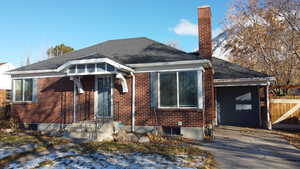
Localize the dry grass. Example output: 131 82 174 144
77 140 215 169
0 131 216 169
0 131 70 147
0 131 71 168
34 160 55 168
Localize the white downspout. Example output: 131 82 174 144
130 72 136 132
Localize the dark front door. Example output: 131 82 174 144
216 86 260 127
96 77 112 118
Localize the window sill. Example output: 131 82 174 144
155 107 203 112
12 101 34 105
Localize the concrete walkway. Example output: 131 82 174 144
201 126 300 169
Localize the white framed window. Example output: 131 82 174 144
158 70 203 109
13 79 34 102
67 63 116 75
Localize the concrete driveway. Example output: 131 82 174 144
201 126 300 169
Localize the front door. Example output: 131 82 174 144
96 77 112 118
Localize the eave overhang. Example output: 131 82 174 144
214 77 276 87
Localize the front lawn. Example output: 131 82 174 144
0 131 215 169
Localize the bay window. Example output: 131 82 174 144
158 71 202 108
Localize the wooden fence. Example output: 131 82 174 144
0 90 10 119
270 96 300 124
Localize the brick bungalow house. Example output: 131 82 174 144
8 6 274 140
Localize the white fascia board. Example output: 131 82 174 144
214 77 276 87
214 83 269 87
7 69 56 75
130 60 210 73
127 59 212 68
12 74 67 79
57 58 134 72
8 58 134 75
214 77 276 83
134 67 205 73
67 72 114 76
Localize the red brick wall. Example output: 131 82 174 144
12 76 95 124
198 6 212 59
204 68 215 125
114 72 213 128
12 72 214 128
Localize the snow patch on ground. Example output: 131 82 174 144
0 144 37 159
6 150 201 169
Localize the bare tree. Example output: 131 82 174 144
165 40 180 49
47 44 74 58
224 0 300 90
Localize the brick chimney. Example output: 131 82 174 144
198 6 212 60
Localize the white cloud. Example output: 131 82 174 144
172 19 198 36
171 19 223 38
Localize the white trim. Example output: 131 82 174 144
266 83 272 130
115 73 128 93
176 72 179 107
197 70 203 109
8 58 134 75
134 67 205 73
130 72 136 132
157 107 199 109
157 73 161 108
214 77 275 87
94 76 97 120
12 74 67 79
58 58 134 72
12 79 34 103
8 69 57 75
127 60 211 68
67 72 114 76
157 70 203 109
214 77 276 83
214 83 269 87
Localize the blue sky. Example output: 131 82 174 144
0 0 230 67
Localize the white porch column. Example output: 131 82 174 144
266 82 272 130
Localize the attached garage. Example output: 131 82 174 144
216 86 260 127
212 57 275 128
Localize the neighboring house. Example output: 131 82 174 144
8 6 274 140
0 62 15 109
0 62 15 90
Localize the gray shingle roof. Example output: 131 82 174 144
212 57 270 79
12 37 201 72
190 51 270 79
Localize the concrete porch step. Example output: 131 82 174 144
63 120 123 141
64 131 98 140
